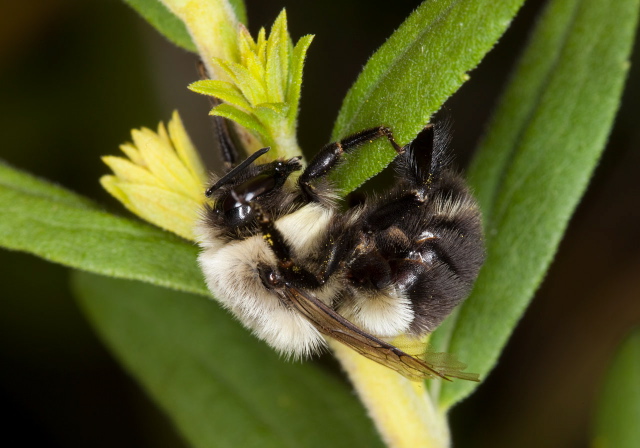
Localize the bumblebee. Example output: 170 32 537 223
196 120 484 381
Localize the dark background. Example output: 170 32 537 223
1 1 639 446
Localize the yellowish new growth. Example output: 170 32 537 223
188 9 314 160
100 111 207 241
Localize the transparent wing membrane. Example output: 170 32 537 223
279 285 479 382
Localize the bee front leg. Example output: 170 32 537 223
253 204 321 289
299 126 403 203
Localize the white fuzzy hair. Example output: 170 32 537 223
198 203 335 358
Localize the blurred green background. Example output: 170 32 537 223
1 0 639 446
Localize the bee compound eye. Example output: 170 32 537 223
223 203 254 228
258 264 283 289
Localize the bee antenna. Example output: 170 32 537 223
205 146 271 197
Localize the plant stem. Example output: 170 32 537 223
160 0 240 77
330 341 450 448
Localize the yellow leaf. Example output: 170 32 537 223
101 156 163 187
101 111 207 241
132 128 202 199
119 143 145 167
112 182 201 241
168 110 208 185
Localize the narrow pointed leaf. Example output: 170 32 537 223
238 24 258 53
211 103 270 144
122 0 196 51
287 35 314 128
189 80 252 110
265 17 286 103
215 58 267 106
256 27 268 65
119 142 146 167
73 272 384 448
168 110 209 184
435 0 640 409
330 0 525 194
131 128 202 197
102 156 163 187
0 161 206 295
243 50 267 88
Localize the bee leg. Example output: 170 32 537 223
299 126 403 202
358 122 483 335
317 229 358 282
197 60 240 168
253 204 321 288
212 113 239 169
395 122 454 194
364 123 460 233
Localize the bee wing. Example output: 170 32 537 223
420 352 480 382
278 285 478 382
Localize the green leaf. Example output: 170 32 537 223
122 0 196 52
210 103 270 144
592 328 640 448
330 0 525 194
121 0 248 52
225 0 247 25
434 0 640 409
215 58 268 106
265 10 288 103
0 160 206 296
73 272 383 448
287 34 314 128
254 102 288 125
189 79 252 110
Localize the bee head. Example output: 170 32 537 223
205 147 303 229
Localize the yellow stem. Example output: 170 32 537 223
272 123 303 162
330 341 450 448
160 0 240 76
161 0 265 154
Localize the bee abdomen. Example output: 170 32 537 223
341 171 484 338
